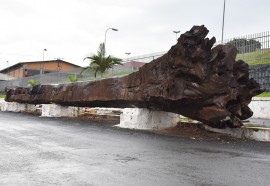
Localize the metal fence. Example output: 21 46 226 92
0 66 137 93
122 51 166 63
0 68 81 92
215 31 270 65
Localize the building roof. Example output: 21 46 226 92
0 73 16 81
0 59 81 73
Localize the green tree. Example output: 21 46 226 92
248 39 261 51
82 43 122 78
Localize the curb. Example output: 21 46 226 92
204 125 270 142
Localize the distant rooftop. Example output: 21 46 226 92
0 59 81 73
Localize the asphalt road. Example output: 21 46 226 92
0 112 270 186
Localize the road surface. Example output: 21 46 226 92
0 112 269 186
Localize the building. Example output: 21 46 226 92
0 73 16 81
0 60 81 78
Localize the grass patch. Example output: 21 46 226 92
236 49 270 65
0 94 6 98
256 92 270 97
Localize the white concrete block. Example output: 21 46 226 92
249 100 270 119
41 104 80 117
0 102 38 113
118 108 180 130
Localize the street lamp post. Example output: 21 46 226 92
43 48 47 61
104 28 118 75
125 52 131 62
104 28 118 47
173 30 180 42
41 48 47 75
221 0 226 44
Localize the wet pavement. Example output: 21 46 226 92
0 112 270 186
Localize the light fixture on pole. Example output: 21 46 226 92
41 48 47 74
104 28 118 75
173 30 180 41
125 52 131 62
104 28 118 47
43 48 47 61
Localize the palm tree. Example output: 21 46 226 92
82 43 122 78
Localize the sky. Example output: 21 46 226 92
0 0 269 70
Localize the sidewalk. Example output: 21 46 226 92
244 118 270 128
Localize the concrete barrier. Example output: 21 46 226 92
0 101 39 114
250 97 270 119
41 104 80 117
204 125 270 142
117 108 180 130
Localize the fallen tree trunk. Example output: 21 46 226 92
5 25 262 128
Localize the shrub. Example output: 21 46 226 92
28 79 39 87
68 74 79 82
